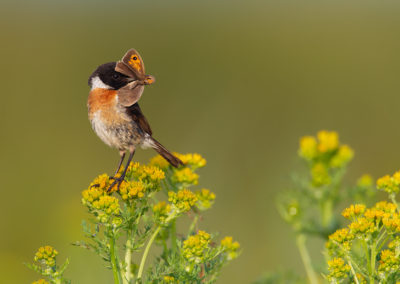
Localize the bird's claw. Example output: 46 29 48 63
107 176 124 193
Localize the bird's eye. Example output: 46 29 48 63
112 73 120 80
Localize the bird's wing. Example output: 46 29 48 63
125 103 152 135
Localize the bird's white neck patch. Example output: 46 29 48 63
91 76 112 90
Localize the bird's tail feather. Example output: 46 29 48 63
149 137 183 168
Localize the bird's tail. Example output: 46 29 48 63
149 137 183 168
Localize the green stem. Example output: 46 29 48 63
346 257 360 284
390 194 400 213
110 231 122 284
370 241 376 283
296 234 319 284
124 237 133 283
137 226 161 281
171 220 177 253
188 214 199 236
320 199 333 230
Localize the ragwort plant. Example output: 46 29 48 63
326 171 400 283
28 153 239 284
269 131 376 284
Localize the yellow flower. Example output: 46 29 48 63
377 171 400 194
182 230 211 263
342 204 366 219
150 155 170 170
317 130 339 153
89 173 111 190
349 217 376 235
91 195 120 223
327 257 350 281
153 201 172 224
32 280 50 284
174 153 206 169
119 180 146 200
163 276 177 283
378 249 400 272
329 228 354 244
221 236 240 260
195 189 216 210
34 246 58 267
327 228 354 254
137 165 165 182
172 168 199 187
168 189 198 213
374 201 397 214
82 186 104 205
357 174 373 188
382 214 400 233
330 145 354 168
311 162 331 187
299 136 317 160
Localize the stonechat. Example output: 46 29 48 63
87 49 183 191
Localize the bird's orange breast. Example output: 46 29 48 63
88 88 125 125
88 88 117 114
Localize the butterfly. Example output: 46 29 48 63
114 48 156 106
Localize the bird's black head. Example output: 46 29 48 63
88 62 133 90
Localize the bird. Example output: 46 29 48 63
87 49 183 191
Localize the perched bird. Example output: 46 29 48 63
87 49 183 191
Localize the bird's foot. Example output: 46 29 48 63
107 176 125 192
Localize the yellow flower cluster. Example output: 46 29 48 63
125 162 165 192
327 228 354 253
92 195 120 218
317 131 339 153
330 145 354 168
357 174 373 188
32 280 50 284
150 152 206 170
311 162 331 186
89 173 111 190
172 168 199 187
299 136 318 160
377 170 400 194
299 131 354 170
150 155 170 170
153 201 172 223
82 186 104 205
174 153 206 169
136 165 165 182
221 236 240 260
342 204 366 219
82 178 121 223
182 230 211 263
119 180 145 200
195 189 216 210
328 201 400 264
327 257 350 281
378 249 400 273
168 189 198 213
163 276 176 283
34 246 58 267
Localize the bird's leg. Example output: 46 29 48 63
107 147 135 192
111 150 126 178
91 151 126 189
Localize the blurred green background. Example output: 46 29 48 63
1 0 400 282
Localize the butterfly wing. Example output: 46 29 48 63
117 81 145 107
115 49 155 106
115 48 146 80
